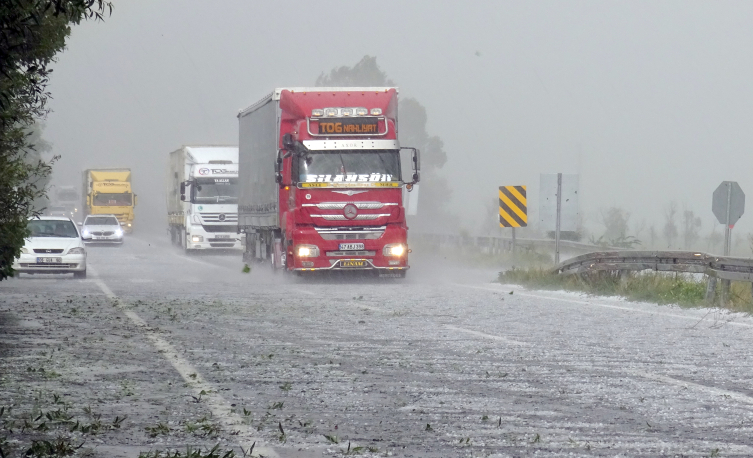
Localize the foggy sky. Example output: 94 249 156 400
44 1 753 240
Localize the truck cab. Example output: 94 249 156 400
167 146 241 252
238 88 419 277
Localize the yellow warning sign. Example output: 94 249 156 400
499 186 527 228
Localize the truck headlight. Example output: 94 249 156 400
127 223 132 227
383 244 406 257
192 235 203 242
296 244 319 257
67 247 86 255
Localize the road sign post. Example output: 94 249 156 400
712 181 745 304
540 174 578 266
555 173 562 265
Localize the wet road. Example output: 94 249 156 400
2 232 753 457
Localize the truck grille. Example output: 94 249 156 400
311 214 390 221
200 212 237 223
202 225 237 233
315 226 385 240
209 243 236 248
303 202 396 210
33 249 64 254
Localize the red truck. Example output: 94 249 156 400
237 87 420 277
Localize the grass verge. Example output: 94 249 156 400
499 268 753 314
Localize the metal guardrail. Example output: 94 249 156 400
554 250 753 282
412 233 617 255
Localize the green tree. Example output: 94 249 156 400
315 56 457 232
0 1 112 280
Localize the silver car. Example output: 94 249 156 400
81 215 124 245
12 216 87 278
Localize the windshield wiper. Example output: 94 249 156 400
376 153 392 178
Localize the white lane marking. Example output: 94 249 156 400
456 284 753 328
88 265 278 457
444 324 531 346
628 370 753 405
173 253 222 268
453 283 753 405
304 290 531 346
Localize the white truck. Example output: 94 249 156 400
166 146 241 252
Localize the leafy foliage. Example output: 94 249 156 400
0 0 112 280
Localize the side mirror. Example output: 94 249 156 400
275 150 284 185
86 195 91 206
180 182 186 201
133 194 138 206
77 221 83 226
400 147 421 185
282 133 295 150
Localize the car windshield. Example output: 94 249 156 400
85 217 119 226
27 220 79 238
93 192 132 206
297 150 401 184
192 177 238 204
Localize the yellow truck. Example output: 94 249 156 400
82 169 137 233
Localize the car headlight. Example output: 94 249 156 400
191 235 203 242
115 229 123 237
296 244 320 257
67 247 86 255
82 229 90 236
383 244 406 257
20 247 29 254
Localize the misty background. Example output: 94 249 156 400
41 1 753 251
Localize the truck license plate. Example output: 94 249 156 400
37 257 62 263
215 235 231 239
339 259 367 268
339 243 364 251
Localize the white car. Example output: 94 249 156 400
81 215 124 245
12 216 87 278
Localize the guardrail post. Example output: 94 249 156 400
722 280 730 305
705 276 717 304
721 279 731 306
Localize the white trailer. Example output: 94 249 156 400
166 145 241 251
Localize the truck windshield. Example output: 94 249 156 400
192 177 238 204
93 193 132 206
298 150 401 184
27 219 79 238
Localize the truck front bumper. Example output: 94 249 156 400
187 225 242 250
287 225 409 274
